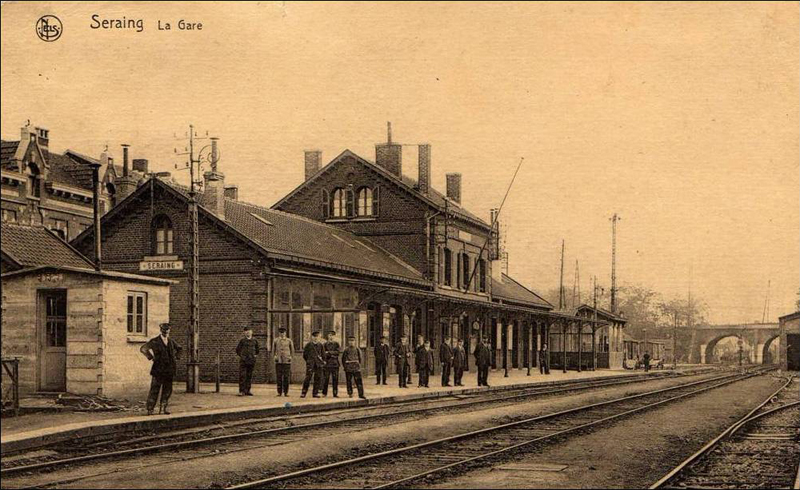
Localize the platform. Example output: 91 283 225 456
1 366 713 454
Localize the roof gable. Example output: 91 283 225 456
272 150 491 230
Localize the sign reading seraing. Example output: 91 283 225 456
139 260 184 271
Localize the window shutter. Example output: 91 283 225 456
346 188 355 218
372 185 380 216
322 189 330 218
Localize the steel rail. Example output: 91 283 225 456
226 369 769 489
0 370 688 477
649 374 797 489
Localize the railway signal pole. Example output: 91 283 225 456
174 125 217 393
610 213 621 314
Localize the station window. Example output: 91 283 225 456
152 215 174 255
127 292 148 335
461 253 470 290
331 188 346 218
478 259 487 292
357 187 373 216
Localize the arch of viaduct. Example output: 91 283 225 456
690 323 781 364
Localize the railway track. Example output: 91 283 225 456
0 369 701 478
650 374 799 490
224 367 775 489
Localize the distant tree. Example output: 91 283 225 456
616 284 662 340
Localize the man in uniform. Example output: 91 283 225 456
272 327 294 396
440 336 454 387
539 342 550 374
140 323 182 415
474 338 491 387
394 335 412 388
322 330 341 397
453 338 467 386
374 336 391 385
341 336 366 399
235 326 260 396
301 331 325 398
416 339 433 387
413 334 425 386
643 351 651 372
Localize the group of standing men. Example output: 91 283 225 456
139 324 555 415
379 334 488 388
298 330 367 400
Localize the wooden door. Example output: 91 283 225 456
39 290 67 391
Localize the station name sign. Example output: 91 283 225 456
139 258 184 271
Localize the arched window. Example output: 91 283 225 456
153 215 174 255
331 188 346 218
357 187 373 216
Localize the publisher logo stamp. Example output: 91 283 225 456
36 15 62 42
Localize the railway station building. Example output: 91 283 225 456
1 222 173 397
69 128 620 384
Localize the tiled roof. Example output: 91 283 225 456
492 273 552 309
1 140 20 170
1 222 94 269
46 152 94 190
135 178 428 285
225 199 426 283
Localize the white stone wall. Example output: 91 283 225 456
100 279 170 398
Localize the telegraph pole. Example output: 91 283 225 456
175 125 216 393
558 240 565 310
610 213 621 313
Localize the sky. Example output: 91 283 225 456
2 2 798 324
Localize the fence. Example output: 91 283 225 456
1 358 20 417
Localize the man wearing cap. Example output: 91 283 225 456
440 336 454 387
322 330 341 397
301 331 325 398
272 327 294 396
341 336 366 399
140 323 182 415
374 336 391 385
236 326 260 396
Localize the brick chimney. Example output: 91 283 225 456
224 185 238 201
418 144 430 195
446 173 461 204
304 150 321 181
375 122 402 177
132 159 149 174
201 137 225 219
115 144 138 202
35 127 50 153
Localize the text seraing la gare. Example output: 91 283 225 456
90 15 202 32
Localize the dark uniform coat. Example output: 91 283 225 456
374 343 391 363
341 346 363 373
440 343 454 365
394 344 412 367
140 335 182 378
236 337 260 366
324 340 341 368
303 341 325 369
474 342 491 368
453 345 467 370
416 347 434 373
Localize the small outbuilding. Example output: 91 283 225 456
1 222 174 397
778 311 799 371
